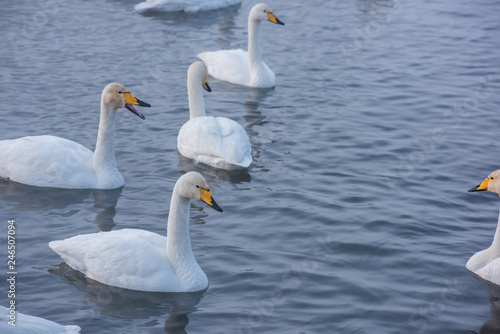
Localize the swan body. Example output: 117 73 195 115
468 169 500 285
198 3 284 88
177 61 252 170
0 83 150 189
50 172 223 292
135 0 241 13
0 305 80 334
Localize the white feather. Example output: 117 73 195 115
135 0 241 13
467 169 500 286
0 83 147 189
177 61 252 170
50 172 220 293
198 3 284 88
0 305 80 334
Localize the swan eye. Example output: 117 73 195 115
118 91 122 94
492 177 495 180
196 185 199 188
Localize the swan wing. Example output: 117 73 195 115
215 117 252 167
198 49 251 87
466 248 492 272
0 305 81 334
49 229 180 292
471 255 500 286
0 135 95 188
135 0 241 13
178 116 252 169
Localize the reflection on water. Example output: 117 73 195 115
177 152 251 184
49 263 205 334
91 188 122 231
0 179 122 231
242 87 274 129
0 179 92 211
469 273 500 334
356 0 400 16
164 294 204 334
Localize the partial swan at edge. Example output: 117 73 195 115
0 83 150 189
468 169 500 286
0 305 80 334
135 0 241 13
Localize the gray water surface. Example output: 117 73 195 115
1 0 500 333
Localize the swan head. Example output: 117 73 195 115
176 172 223 212
102 83 151 119
469 170 500 194
250 3 284 25
189 61 211 92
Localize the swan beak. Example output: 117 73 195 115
200 188 223 212
202 77 212 92
468 177 490 192
267 12 284 25
122 92 150 120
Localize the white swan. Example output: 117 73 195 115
177 61 252 170
135 0 241 13
198 3 284 88
49 172 223 292
0 305 80 334
0 83 150 189
468 169 500 285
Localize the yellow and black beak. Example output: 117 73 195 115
122 91 151 120
199 187 223 212
468 177 490 192
266 11 285 25
202 76 212 92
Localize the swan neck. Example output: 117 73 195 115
188 74 206 119
166 191 197 266
248 17 263 69
93 102 118 176
492 200 500 250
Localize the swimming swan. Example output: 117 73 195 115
0 305 80 333
0 83 150 189
198 3 284 88
468 169 500 285
177 61 252 170
49 172 223 292
135 0 241 13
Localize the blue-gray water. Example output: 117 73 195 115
1 0 500 333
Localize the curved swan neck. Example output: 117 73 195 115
491 200 500 251
188 75 206 119
93 102 118 177
166 190 197 267
248 17 263 69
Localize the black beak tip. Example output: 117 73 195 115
210 197 223 212
137 99 151 108
468 186 482 192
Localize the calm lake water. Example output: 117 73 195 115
1 0 500 333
